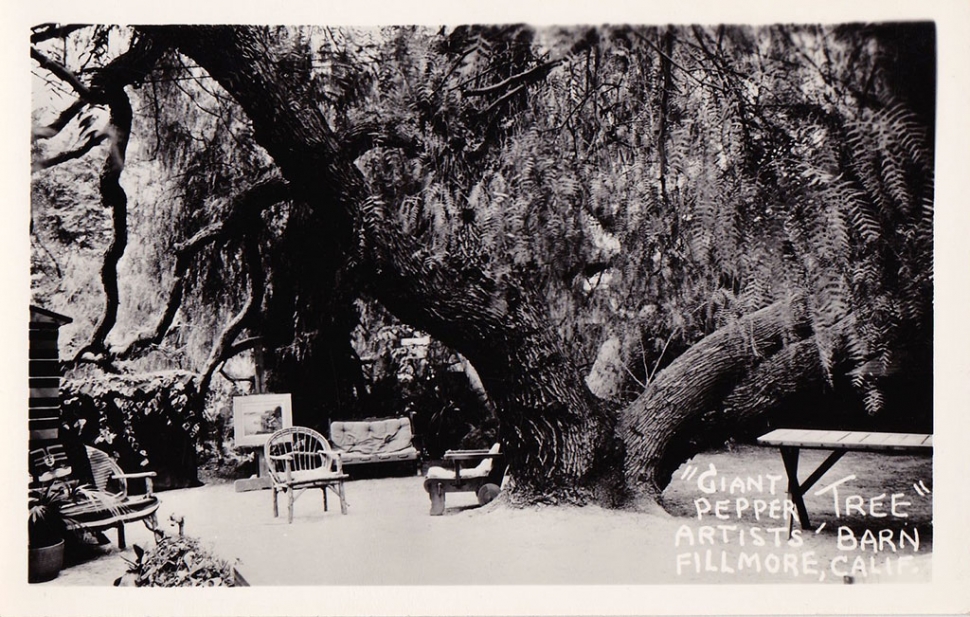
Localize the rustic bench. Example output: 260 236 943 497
424 444 505 516
756 428 933 530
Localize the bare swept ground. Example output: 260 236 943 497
42 444 932 586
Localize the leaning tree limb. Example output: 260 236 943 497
198 236 266 396
719 336 826 425
716 313 857 426
32 130 108 172
30 47 94 100
619 298 812 500
32 99 87 141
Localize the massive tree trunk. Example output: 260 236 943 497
362 205 624 502
255 195 367 430
147 25 622 502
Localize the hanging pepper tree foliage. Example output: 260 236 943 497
30 23 933 503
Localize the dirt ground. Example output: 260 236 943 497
37 443 932 587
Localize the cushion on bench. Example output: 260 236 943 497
425 443 501 480
329 417 419 466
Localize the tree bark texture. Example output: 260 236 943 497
720 336 826 425
150 26 621 501
362 203 623 501
619 300 811 499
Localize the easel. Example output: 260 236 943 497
233 447 273 492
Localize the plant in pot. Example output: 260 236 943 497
28 480 123 583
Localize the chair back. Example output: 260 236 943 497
469 443 502 475
264 426 343 483
85 446 128 498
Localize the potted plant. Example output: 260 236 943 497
28 480 122 583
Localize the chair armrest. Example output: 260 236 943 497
331 451 343 474
268 453 296 482
112 471 157 479
111 471 156 496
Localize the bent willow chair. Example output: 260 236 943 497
264 427 349 523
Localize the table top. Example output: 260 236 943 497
757 428 932 453
443 450 502 461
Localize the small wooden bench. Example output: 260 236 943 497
757 428 932 530
424 445 505 516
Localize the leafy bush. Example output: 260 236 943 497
114 535 236 587
61 371 205 489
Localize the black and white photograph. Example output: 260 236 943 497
6 1 970 615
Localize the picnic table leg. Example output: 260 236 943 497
794 449 846 525
779 446 848 533
780 446 812 530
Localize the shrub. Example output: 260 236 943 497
114 535 236 587
61 371 204 489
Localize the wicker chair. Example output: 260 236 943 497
264 427 349 523
59 446 159 549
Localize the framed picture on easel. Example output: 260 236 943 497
232 394 293 448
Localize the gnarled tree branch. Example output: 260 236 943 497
75 88 132 363
32 99 87 141
31 24 88 45
720 336 825 424
63 35 168 365
32 131 107 172
464 59 561 96
198 237 265 395
115 177 289 361
31 47 94 100
619 298 813 499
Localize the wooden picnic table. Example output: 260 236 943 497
756 428 933 530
